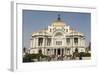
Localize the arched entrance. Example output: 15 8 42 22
57 48 64 56
38 49 42 54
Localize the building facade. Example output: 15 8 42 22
29 15 86 57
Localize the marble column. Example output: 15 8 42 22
51 49 52 55
51 37 53 47
78 37 80 47
34 37 37 48
60 49 61 56
62 49 63 55
52 49 54 55
64 48 66 55
36 37 38 47
43 37 45 47
50 49 52 55
64 48 65 55
65 48 66 55
56 49 57 56
37 38 39 47
54 49 56 55
51 48 53 55
45 38 47 46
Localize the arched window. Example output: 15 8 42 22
38 38 43 46
66 38 70 44
38 49 42 54
74 38 78 44
47 38 51 46
75 48 78 53
66 29 68 32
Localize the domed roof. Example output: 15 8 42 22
51 14 66 27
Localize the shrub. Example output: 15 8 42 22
23 53 48 62
79 52 91 57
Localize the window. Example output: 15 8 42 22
47 38 51 46
56 41 62 45
74 38 78 44
38 38 43 46
47 49 50 51
55 32 63 36
66 38 70 44
75 48 78 53
66 29 68 32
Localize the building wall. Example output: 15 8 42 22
30 19 86 56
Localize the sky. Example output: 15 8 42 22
23 10 91 49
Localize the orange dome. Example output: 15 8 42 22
52 20 66 27
51 14 66 27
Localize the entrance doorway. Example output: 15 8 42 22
38 49 42 54
54 48 64 56
57 49 60 55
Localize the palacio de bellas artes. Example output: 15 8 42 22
23 12 91 62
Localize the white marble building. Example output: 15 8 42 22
29 15 86 56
